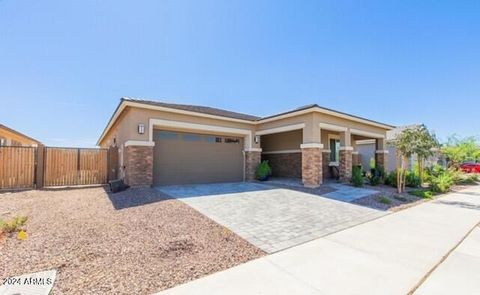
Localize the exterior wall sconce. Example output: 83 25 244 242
138 123 145 134
254 135 260 144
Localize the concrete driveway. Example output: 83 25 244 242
157 182 386 253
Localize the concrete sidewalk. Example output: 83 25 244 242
414 225 480 295
157 186 480 295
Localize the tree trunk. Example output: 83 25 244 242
418 156 424 186
396 151 402 193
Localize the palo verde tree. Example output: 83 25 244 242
391 125 438 193
442 135 480 168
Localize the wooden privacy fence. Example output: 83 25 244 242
0 145 111 190
44 147 108 187
0 146 36 189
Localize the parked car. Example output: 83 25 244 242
460 162 480 173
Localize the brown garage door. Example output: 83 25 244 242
153 130 244 185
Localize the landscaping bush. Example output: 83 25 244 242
384 171 397 188
377 195 392 205
352 165 363 187
255 160 272 181
0 215 28 234
409 189 433 199
451 170 480 185
405 171 421 188
367 166 384 186
430 172 454 193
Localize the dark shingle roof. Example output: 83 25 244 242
123 97 260 121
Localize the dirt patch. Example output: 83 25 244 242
0 187 264 294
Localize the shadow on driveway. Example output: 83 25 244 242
156 182 276 199
107 187 173 210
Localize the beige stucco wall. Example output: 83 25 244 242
100 104 391 151
100 106 259 149
261 130 302 152
0 127 38 146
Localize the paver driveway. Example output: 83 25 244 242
157 182 387 253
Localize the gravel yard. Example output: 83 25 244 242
0 187 264 294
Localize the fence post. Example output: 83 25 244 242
35 144 45 189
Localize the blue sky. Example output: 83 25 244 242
1 0 479 147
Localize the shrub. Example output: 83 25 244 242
255 160 272 181
405 171 421 188
452 170 479 185
409 189 433 199
430 172 454 193
384 171 397 188
352 165 363 187
377 195 392 204
0 215 28 234
367 166 384 186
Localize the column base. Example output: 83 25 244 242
302 147 323 187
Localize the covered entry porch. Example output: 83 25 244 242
256 120 389 187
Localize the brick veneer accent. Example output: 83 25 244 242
322 151 331 180
262 153 301 178
124 145 153 186
352 153 359 166
339 149 353 182
375 152 388 170
245 151 261 181
302 148 322 187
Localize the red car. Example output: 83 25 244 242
460 162 480 173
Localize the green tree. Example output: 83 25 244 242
391 125 438 193
442 135 480 168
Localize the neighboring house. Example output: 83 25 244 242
356 125 441 172
0 124 41 147
98 98 395 188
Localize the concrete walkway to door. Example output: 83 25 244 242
157 185 480 295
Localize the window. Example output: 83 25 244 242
205 136 222 143
224 138 240 144
158 131 178 140
183 133 201 142
0 137 5 146
330 138 340 162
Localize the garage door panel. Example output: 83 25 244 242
153 130 244 185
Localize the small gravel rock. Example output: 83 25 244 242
0 187 265 294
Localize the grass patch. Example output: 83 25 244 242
409 189 433 199
0 215 28 234
377 195 392 205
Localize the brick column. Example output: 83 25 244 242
244 149 261 181
375 150 389 170
339 147 353 182
301 143 323 188
124 144 154 187
322 150 331 180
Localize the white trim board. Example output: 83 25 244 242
149 118 254 149
300 143 324 149
350 128 385 139
319 122 347 132
255 123 305 136
262 149 302 155
124 140 155 147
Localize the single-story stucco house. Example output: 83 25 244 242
97 98 395 188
